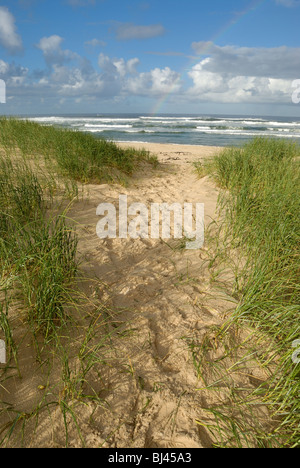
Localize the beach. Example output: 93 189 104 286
0 138 256 448
25 114 300 147
2 0 299 448
117 141 222 164
1 125 298 447
46 141 269 448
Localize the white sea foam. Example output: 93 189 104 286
24 114 300 146
84 124 133 129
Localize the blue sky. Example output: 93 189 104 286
1 0 300 116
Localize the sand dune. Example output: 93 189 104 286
3 143 272 448
44 142 267 448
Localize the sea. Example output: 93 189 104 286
22 114 300 147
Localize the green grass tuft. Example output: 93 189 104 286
0 117 157 183
201 137 300 447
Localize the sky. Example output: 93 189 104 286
0 0 300 116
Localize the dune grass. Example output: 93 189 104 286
0 117 157 183
0 146 78 335
0 117 157 342
194 137 300 447
0 118 157 446
2 119 298 447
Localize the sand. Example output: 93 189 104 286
1 143 273 448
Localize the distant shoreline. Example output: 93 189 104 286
116 141 223 165
115 140 224 148
9 114 300 148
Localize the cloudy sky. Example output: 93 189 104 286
0 0 300 116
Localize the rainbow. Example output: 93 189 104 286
150 0 267 115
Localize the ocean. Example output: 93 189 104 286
23 114 300 147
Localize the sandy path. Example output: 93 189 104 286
66 144 225 448
28 143 270 448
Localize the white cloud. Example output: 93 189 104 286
3 38 299 111
97 53 182 98
36 35 79 66
0 59 28 82
84 38 106 47
126 67 182 96
114 22 165 40
22 48 182 104
98 53 139 76
187 55 293 104
186 42 299 105
275 0 300 6
113 58 140 77
192 42 300 79
37 35 64 54
0 7 23 54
